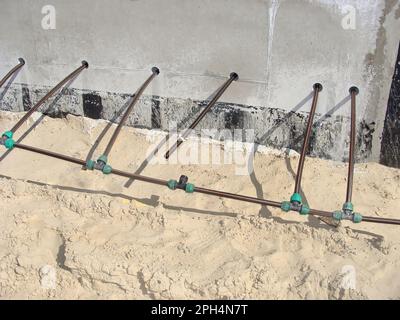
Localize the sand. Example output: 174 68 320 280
0 110 399 299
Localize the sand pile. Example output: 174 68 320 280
0 110 399 299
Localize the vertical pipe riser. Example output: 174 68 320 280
0 58 25 89
346 87 359 203
165 72 238 159
284 83 322 216
10 61 89 134
102 67 160 157
293 83 323 195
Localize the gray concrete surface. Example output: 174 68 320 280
0 0 399 162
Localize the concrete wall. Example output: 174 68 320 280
1 0 399 162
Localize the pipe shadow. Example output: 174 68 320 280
162 203 238 218
88 78 155 160
176 80 228 129
42 76 79 117
204 81 229 104
356 230 386 252
122 82 228 188
0 174 246 219
0 175 387 240
0 173 159 207
123 131 171 188
83 96 135 168
0 68 22 103
248 91 314 220
122 100 210 187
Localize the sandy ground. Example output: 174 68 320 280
0 110 399 299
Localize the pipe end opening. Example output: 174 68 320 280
18 58 25 65
152 66 160 75
81 60 89 68
313 83 323 92
230 72 239 81
349 86 359 95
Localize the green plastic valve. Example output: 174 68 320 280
86 159 95 170
281 201 291 212
102 164 112 174
300 205 310 215
290 193 302 204
185 183 194 193
353 213 362 223
2 131 13 139
167 179 177 190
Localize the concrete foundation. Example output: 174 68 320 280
1 0 399 163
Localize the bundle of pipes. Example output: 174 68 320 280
1 60 400 227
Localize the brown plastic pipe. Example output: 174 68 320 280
346 86 359 203
10 61 89 133
102 67 160 157
10 141 400 226
294 83 323 194
165 72 239 159
10 142 305 210
0 58 25 88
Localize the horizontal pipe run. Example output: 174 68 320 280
8 142 400 226
165 72 239 159
308 208 340 218
10 61 89 134
193 186 282 208
0 58 25 89
14 143 86 166
111 168 168 187
360 216 400 225
102 67 160 157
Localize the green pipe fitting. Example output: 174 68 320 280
342 202 354 212
167 179 177 190
2 131 13 139
4 138 15 149
166 179 194 192
86 159 95 170
102 164 112 174
1 131 14 149
300 205 310 215
353 213 362 223
281 201 291 212
332 210 363 223
185 183 194 193
290 193 302 204
97 154 108 164
332 210 343 221
86 157 111 173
